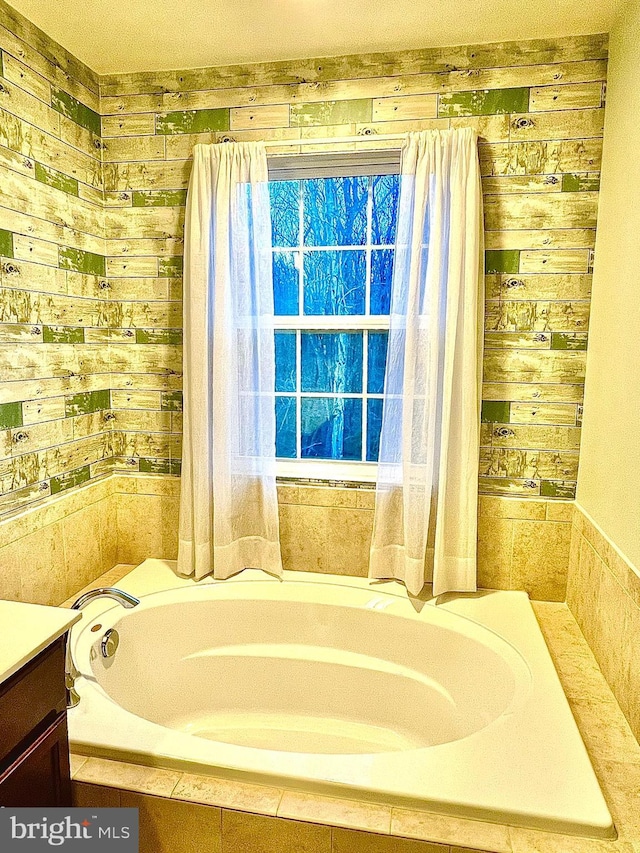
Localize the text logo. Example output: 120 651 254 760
0 809 138 850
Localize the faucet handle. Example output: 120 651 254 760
65 671 80 708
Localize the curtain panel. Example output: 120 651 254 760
369 128 484 596
177 142 283 581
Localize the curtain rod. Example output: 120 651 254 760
259 133 406 148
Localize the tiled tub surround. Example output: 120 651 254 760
112 474 573 602
0 474 117 604
67 568 640 853
0 7 608 518
68 561 613 838
567 504 640 745
0 471 572 607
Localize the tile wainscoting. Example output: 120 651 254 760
478 495 572 600
567 504 640 744
0 474 116 604
114 474 572 601
0 472 574 606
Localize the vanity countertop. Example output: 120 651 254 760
0 600 81 687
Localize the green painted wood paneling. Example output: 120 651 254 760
485 250 520 274
561 173 601 192
551 332 589 350
135 328 183 344
481 401 511 423
34 162 79 196
65 389 111 417
59 246 106 276
139 457 182 474
132 190 188 207
42 325 85 343
438 87 530 117
0 229 13 258
540 480 577 498
50 464 92 494
290 99 372 126
155 108 229 134
0 401 22 430
158 257 183 276
161 390 183 411
51 88 101 135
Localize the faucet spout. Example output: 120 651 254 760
71 587 140 610
66 587 140 709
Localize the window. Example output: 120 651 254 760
268 152 401 481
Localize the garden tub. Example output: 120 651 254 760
68 559 613 838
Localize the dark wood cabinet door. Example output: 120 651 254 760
0 636 67 766
0 713 72 807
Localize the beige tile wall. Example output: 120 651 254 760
277 483 375 577
478 496 573 600
112 474 376 572
113 472 180 565
567 504 640 743
111 474 572 601
0 475 116 605
70 760 512 853
0 470 574 605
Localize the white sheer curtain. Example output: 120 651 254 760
177 142 283 581
369 128 484 597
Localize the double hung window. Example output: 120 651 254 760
268 152 401 480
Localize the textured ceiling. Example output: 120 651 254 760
5 0 621 75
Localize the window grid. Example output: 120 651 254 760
296 187 303 462
271 174 397 467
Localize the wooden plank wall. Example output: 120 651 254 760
0 2 608 516
0 0 112 517
100 34 607 501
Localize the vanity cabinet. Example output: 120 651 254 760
0 635 72 806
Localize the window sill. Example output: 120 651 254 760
275 459 377 485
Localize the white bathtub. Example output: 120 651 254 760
69 559 613 838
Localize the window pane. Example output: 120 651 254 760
370 249 394 315
303 177 368 246
303 250 366 315
269 181 299 247
301 332 363 393
273 251 299 315
301 397 362 460
276 396 297 458
367 331 388 394
275 331 297 392
371 174 400 244
366 398 383 462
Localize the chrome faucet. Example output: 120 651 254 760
65 587 140 709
